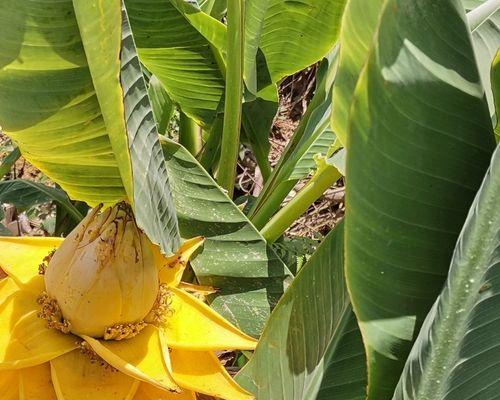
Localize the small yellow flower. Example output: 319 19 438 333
0 203 256 400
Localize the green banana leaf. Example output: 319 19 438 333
126 0 226 128
236 223 367 399
161 138 292 337
244 0 347 95
0 0 180 254
342 0 497 398
469 0 500 118
393 144 500 400
0 180 83 222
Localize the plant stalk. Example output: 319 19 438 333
260 164 342 243
216 0 244 197
179 112 202 156
251 180 296 230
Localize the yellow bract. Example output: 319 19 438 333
0 369 18 400
158 236 205 287
82 325 179 392
19 363 57 400
163 287 258 351
51 350 139 400
0 204 257 400
170 349 254 400
0 277 77 370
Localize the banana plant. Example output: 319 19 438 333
0 0 499 400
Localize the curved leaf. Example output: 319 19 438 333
0 0 128 204
394 144 500 400
343 0 496 398
120 3 180 253
236 223 366 400
244 0 347 94
0 0 180 253
469 0 500 117
148 75 174 136
161 138 292 337
0 180 83 222
126 0 226 127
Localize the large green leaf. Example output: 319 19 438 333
394 144 500 400
161 138 292 337
236 223 367 400
469 0 500 118
244 0 347 95
0 0 180 254
126 0 226 128
343 0 496 398
0 0 129 204
120 3 180 253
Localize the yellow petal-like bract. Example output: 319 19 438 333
0 202 256 400
19 363 57 400
51 350 139 400
163 287 258 351
82 325 180 392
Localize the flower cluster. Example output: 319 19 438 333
0 203 255 400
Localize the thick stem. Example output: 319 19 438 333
216 0 244 197
179 112 202 156
260 164 341 243
251 180 297 230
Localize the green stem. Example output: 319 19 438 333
179 112 202 156
216 0 244 197
251 180 297 230
260 164 341 243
